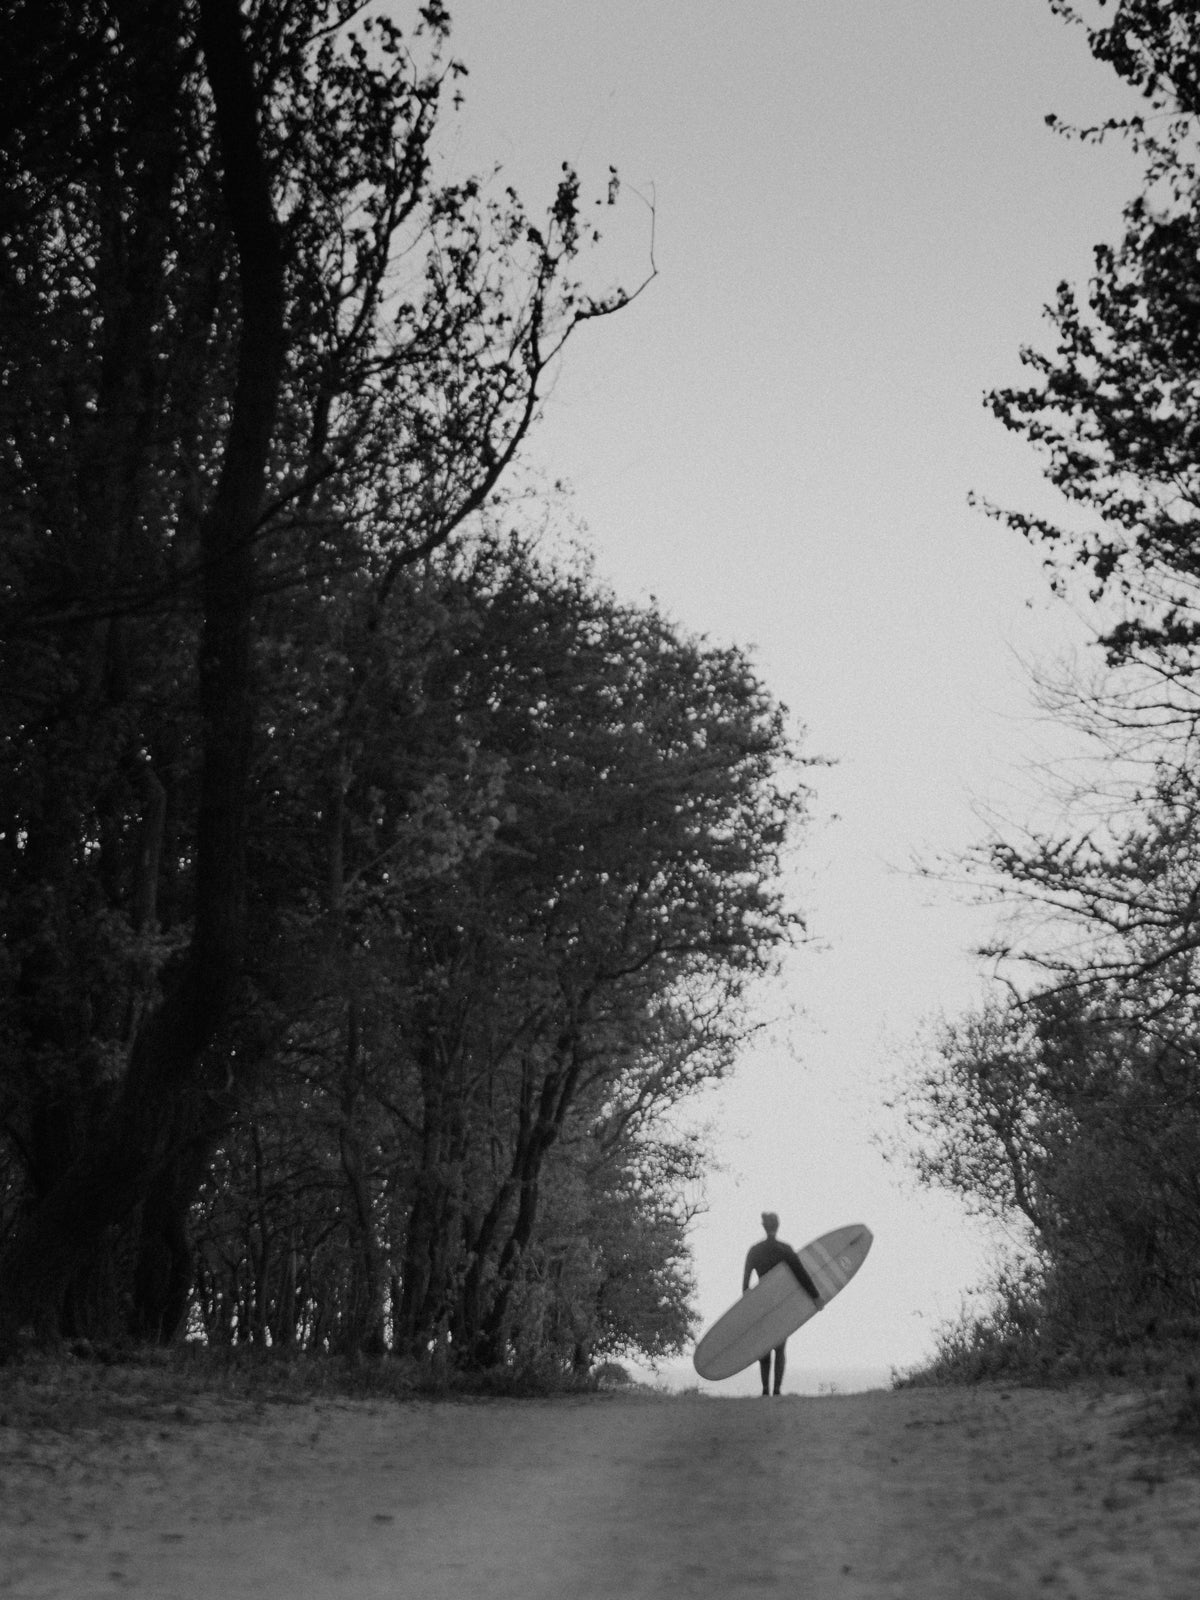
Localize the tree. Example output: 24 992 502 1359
177 528 809 1370
485 1121 701 1377
0 0 289 1345
0 0 647 1349
956 4 1200 994
904 4 1200 1361
376 540 806 1364
319 531 806 1364
896 976 1200 1348
980 4 1200 672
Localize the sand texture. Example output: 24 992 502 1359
2 1381 1198 1598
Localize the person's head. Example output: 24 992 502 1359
761 1211 779 1236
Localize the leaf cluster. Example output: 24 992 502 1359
981 4 1200 665
899 2 1200 1372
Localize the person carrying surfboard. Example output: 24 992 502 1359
742 1212 821 1396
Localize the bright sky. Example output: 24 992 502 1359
427 0 1145 1389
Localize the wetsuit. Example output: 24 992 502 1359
742 1237 820 1302
743 1236 821 1396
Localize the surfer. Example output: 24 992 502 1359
743 1212 821 1396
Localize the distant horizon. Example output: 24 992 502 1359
629 1358 898 1398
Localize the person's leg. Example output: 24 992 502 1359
772 1341 786 1394
759 1354 771 1394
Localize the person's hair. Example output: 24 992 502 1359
761 1211 779 1234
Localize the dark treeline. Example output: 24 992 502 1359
182 529 806 1371
897 2 1200 1378
0 1 810 1373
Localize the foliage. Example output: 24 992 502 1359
896 977 1200 1361
893 1259 1052 1388
980 3 1200 669
182 530 809 1369
0 0 711 1371
895 2 1200 1381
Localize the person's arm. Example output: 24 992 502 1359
782 1245 821 1304
742 1251 754 1293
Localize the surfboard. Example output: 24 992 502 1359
692 1223 873 1381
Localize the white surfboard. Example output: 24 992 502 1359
692 1223 873 1381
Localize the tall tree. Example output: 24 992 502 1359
371 541 807 1363
981 4 1200 672
0 0 645 1348
963 2 1200 987
908 2 1200 1360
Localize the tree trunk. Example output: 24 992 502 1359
337 1005 387 1356
129 1141 208 1344
0 0 285 1353
474 1041 584 1367
395 1040 470 1358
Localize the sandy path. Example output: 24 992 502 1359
2 1383 1199 1598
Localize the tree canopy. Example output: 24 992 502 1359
898 2 1200 1371
0 1 808 1376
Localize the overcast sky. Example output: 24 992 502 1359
418 0 1146 1387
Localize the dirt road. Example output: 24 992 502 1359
3 1383 1199 1598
